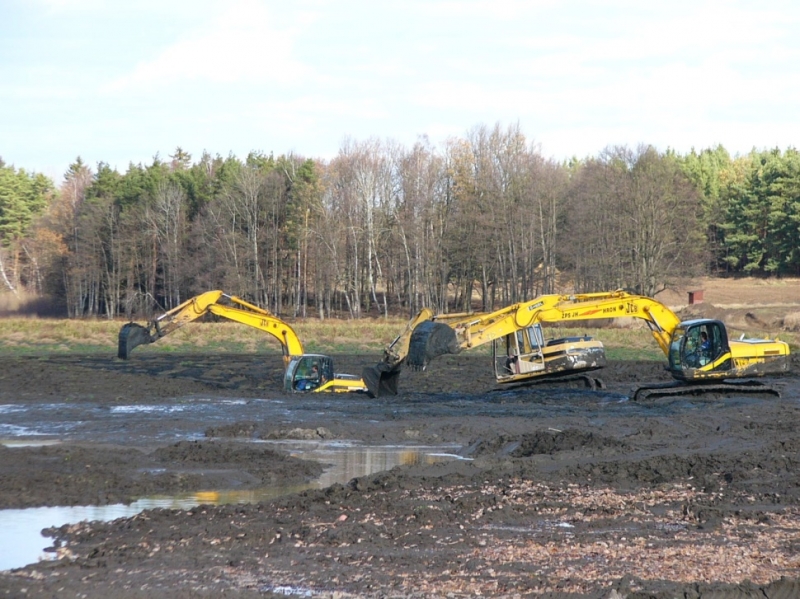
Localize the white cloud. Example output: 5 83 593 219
104 0 310 92
33 0 104 12
34 0 205 14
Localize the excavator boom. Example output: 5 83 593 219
407 291 681 368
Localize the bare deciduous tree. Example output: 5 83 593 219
565 145 704 295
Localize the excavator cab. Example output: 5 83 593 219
284 354 367 393
492 323 606 386
284 355 334 393
668 319 729 375
493 324 547 380
638 316 789 398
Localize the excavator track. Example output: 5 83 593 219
631 380 781 402
502 373 606 391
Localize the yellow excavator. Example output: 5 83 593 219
390 290 790 400
118 290 367 393
362 307 608 397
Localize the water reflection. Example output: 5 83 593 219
263 439 458 487
0 441 463 572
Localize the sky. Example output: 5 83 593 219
2 0 800 182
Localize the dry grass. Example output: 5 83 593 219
0 317 794 361
655 276 800 308
0 277 798 356
0 317 417 356
784 311 800 332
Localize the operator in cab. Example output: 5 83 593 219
295 362 322 391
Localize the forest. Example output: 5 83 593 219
1 123 799 319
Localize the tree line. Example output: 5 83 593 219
1 124 799 319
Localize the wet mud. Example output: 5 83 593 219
0 441 323 510
1 352 800 598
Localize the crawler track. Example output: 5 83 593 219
632 379 781 401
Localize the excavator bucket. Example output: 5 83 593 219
406 321 460 370
118 323 154 359
361 362 402 398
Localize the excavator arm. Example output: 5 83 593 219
118 290 304 367
537 292 680 354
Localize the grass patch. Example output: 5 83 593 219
0 317 795 358
605 347 663 361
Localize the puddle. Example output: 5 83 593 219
0 424 51 437
0 398 333 443
259 439 462 487
0 441 464 572
0 439 61 448
109 404 190 414
0 395 466 570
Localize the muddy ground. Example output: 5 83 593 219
1 350 800 598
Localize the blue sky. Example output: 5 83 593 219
2 0 800 182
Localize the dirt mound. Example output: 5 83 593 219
204 421 259 438
782 310 800 332
154 440 294 465
260 427 335 440
205 422 337 441
465 429 628 458
0 444 148 508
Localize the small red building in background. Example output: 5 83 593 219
688 290 704 305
